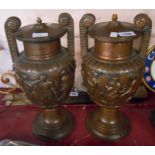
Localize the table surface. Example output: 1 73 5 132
0 93 155 146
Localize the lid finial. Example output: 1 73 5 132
36 17 42 24
112 14 118 21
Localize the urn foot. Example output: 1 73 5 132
86 107 130 141
33 107 75 141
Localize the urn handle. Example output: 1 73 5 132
59 13 74 56
80 13 95 58
134 13 152 58
5 17 21 63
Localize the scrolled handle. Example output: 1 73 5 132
5 16 21 63
134 13 152 58
80 13 95 58
0 71 19 94
59 13 74 56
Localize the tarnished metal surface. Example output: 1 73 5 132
5 13 76 141
80 13 152 141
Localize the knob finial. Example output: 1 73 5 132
37 17 42 24
112 14 118 21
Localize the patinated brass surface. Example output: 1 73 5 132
80 13 152 140
94 40 133 60
5 13 76 141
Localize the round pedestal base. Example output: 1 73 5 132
86 108 130 141
33 107 75 141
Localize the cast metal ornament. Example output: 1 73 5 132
80 13 152 140
5 13 76 141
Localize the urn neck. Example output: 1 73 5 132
94 40 133 61
23 39 61 61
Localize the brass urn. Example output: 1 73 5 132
80 13 152 140
5 13 76 140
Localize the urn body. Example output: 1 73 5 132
15 47 75 107
5 13 76 140
80 13 152 140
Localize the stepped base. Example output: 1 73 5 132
33 107 75 141
86 108 130 141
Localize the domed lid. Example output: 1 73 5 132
88 14 142 42
15 17 66 43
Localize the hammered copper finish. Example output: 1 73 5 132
5 13 76 141
80 13 152 141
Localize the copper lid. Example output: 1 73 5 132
15 17 66 42
88 14 142 42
